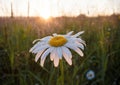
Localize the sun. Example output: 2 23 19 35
40 11 51 20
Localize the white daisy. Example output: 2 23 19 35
86 70 95 80
29 31 86 67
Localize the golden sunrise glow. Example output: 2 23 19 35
40 11 51 20
0 0 120 17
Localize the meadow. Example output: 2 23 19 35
0 14 120 85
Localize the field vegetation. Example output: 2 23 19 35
0 14 120 85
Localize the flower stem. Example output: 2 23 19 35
60 60 64 85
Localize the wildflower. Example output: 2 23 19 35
29 31 85 67
86 70 95 80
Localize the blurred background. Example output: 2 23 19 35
0 0 120 85
0 0 120 18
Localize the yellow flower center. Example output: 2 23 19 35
49 36 67 47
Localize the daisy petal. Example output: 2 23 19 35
32 39 41 44
62 47 72 65
56 47 62 59
50 49 55 61
72 31 84 37
66 31 74 36
53 54 59 67
65 43 84 57
40 48 53 67
74 47 84 57
77 38 86 46
29 41 46 52
76 42 84 50
40 36 52 42
53 33 57 36
62 46 72 58
32 44 50 53
35 49 45 62
29 42 41 52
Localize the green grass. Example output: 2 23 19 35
0 15 120 85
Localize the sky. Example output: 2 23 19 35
0 0 120 18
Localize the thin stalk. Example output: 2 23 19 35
60 60 64 85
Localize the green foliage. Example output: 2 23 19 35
0 15 120 85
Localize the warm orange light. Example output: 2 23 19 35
0 0 117 17
40 11 51 20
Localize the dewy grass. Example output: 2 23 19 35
99 28 108 84
0 22 38 84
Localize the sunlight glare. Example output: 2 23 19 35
40 11 51 20
0 0 120 17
